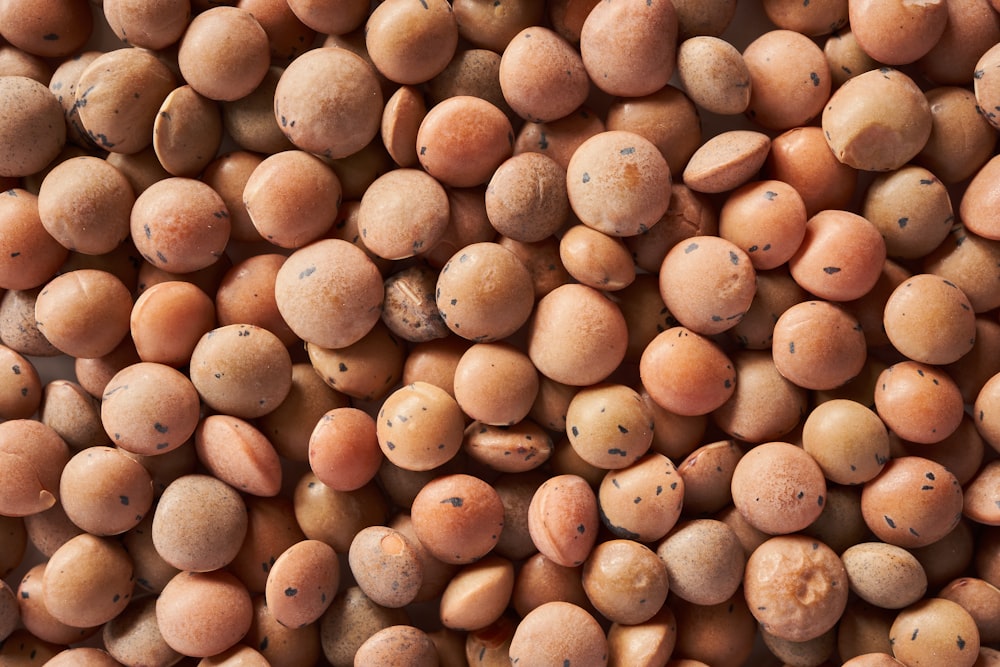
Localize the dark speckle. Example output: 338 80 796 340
885 515 897 528
284 587 298 596
120 496 129 506
577 524 586 534
823 266 841 274
957 635 967 650
810 72 820 86
684 242 699 253
582 172 590 183
299 266 316 279
442 497 463 507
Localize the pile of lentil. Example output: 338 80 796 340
0 0 999 665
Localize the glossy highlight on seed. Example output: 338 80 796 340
2 1 999 663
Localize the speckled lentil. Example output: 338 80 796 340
2 2 1000 665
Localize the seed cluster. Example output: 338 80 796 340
0 0 999 666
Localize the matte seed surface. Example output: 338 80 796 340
156 570 252 658
499 27 589 123
582 539 669 625
0 77 66 177
75 48 177 155
822 67 933 172
875 361 965 445
579 0 678 97
4 1 1000 663
37 156 134 254
411 473 504 564
188 323 292 419
731 441 827 535
889 598 980 667
744 535 849 642
883 274 977 365
842 542 928 609
243 149 341 249
640 327 736 417
565 383 653 470
273 47 383 160
566 130 672 237
376 381 464 472
348 526 422 609
658 235 756 335
129 177 230 274
266 539 339 628
100 362 200 456
59 445 153 536
273 238 384 350
860 456 964 549
416 95 513 188
743 29 831 130
152 474 248 572
657 519 744 606
435 241 534 343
